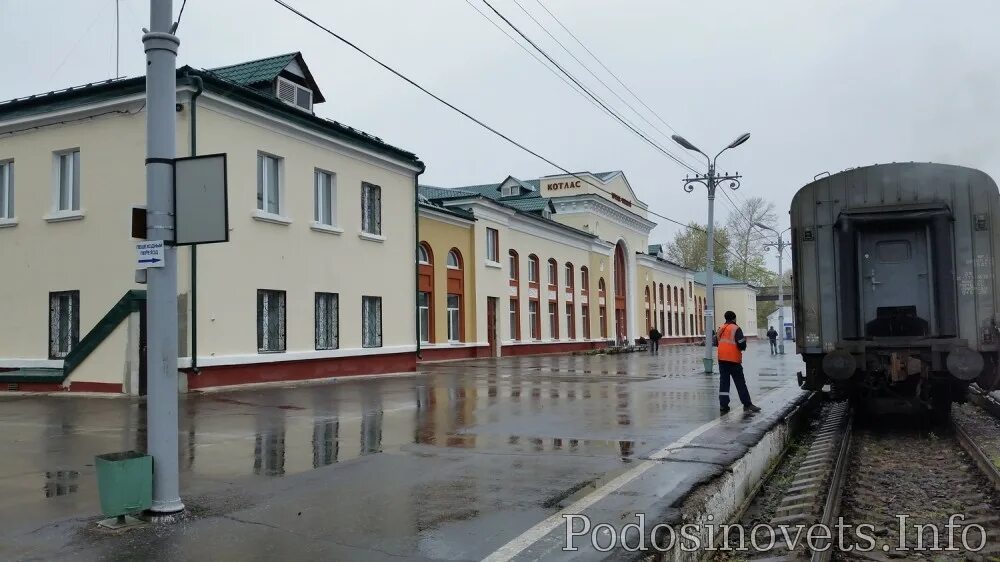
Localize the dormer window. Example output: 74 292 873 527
501 185 520 198
276 77 313 112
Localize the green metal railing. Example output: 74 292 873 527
0 290 146 384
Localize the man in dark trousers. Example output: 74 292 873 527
714 310 762 414
649 326 662 354
767 325 778 355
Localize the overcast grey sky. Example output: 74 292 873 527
3 0 999 268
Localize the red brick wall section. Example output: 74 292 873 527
187 352 417 390
418 345 490 362
500 340 606 357
5 382 123 393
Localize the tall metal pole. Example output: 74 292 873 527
702 164 717 373
673 133 748 374
776 239 785 355
143 0 183 514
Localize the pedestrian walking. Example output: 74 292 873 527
767 325 778 355
649 327 662 354
714 311 761 414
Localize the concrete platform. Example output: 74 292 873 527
0 343 805 560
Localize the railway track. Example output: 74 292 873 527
719 399 1000 561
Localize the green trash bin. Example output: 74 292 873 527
94 451 152 517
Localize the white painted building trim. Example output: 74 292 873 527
178 344 417 369
419 341 489 349
418 206 475 228
0 359 63 369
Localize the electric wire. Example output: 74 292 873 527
479 0 699 174
268 0 774 278
461 0 605 115
508 0 702 172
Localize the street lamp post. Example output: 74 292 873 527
672 133 750 374
755 223 791 355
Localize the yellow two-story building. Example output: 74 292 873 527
0 53 424 392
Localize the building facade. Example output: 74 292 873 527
0 53 423 392
417 172 708 360
693 271 760 337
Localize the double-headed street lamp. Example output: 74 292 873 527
672 132 750 374
755 223 791 355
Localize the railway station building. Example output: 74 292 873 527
417 172 709 360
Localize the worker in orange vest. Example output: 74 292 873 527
714 310 762 414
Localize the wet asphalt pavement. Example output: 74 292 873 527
0 343 805 561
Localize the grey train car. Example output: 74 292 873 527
791 162 1000 418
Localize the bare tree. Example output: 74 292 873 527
665 222 731 273
723 196 778 285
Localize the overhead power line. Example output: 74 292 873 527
530 0 698 162
268 0 774 277
461 0 605 115
507 0 702 171
478 0 699 174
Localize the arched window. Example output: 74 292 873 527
565 262 574 291
581 267 590 293
417 242 435 343
597 278 608 339
547 258 558 287
446 248 465 341
644 286 652 331
528 254 539 283
659 283 665 334
509 249 519 281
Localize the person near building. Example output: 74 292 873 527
714 311 762 414
767 325 778 355
649 327 662 354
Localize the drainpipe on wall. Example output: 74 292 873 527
414 164 425 360
186 72 203 373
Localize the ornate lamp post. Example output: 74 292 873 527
671 133 750 373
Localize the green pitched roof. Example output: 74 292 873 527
206 52 326 103
0 62 416 165
501 197 552 213
210 53 298 86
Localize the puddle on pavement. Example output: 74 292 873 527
16 352 796 487
43 470 79 498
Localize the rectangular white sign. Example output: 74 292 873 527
136 240 165 269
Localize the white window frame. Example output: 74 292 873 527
313 169 338 229
257 152 284 216
418 292 431 343
548 260 557 286
0 160 13 223
257 289 287 353
486 227 499 262
417 244 430 265
528 258 538 283
314 292 339 350
582 304 590 339
528 300 539 340
52 149 81 213
276 76 314 112
446 294 461 342
48 290 79 359
447 250 461 269
362 296 383 348
548 302 558 339
508 252 518 280
361 182 382 236
565 302 575 339
509 298 518 341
